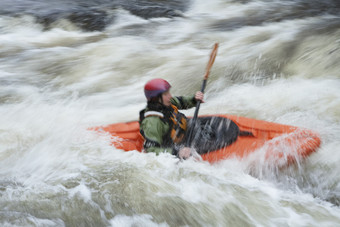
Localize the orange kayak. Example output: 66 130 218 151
92 114 321 166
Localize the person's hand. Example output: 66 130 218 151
178 147 191 159
195 91 204 103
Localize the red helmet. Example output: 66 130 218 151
144 78 171 100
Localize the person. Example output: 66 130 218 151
139 78 204 159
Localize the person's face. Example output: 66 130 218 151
161 90 172 107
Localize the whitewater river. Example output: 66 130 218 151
1 0 340 226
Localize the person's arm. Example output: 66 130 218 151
140 116 174 155
171 92 204 110
171 96 196 109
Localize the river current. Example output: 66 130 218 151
1 0 340 226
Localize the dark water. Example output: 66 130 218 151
0 0 189 31
1 0 339 31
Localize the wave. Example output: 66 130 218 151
1 0 340 31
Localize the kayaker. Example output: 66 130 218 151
139 78 204 159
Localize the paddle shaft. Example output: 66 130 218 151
186 43 218 147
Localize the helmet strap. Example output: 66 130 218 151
147 94 164 105
159 93 164 105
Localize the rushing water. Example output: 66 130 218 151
1 0 340 226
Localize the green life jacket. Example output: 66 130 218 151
139 103 187 149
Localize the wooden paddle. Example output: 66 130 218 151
186 43 219 147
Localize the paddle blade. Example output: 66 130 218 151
204 43 219 79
